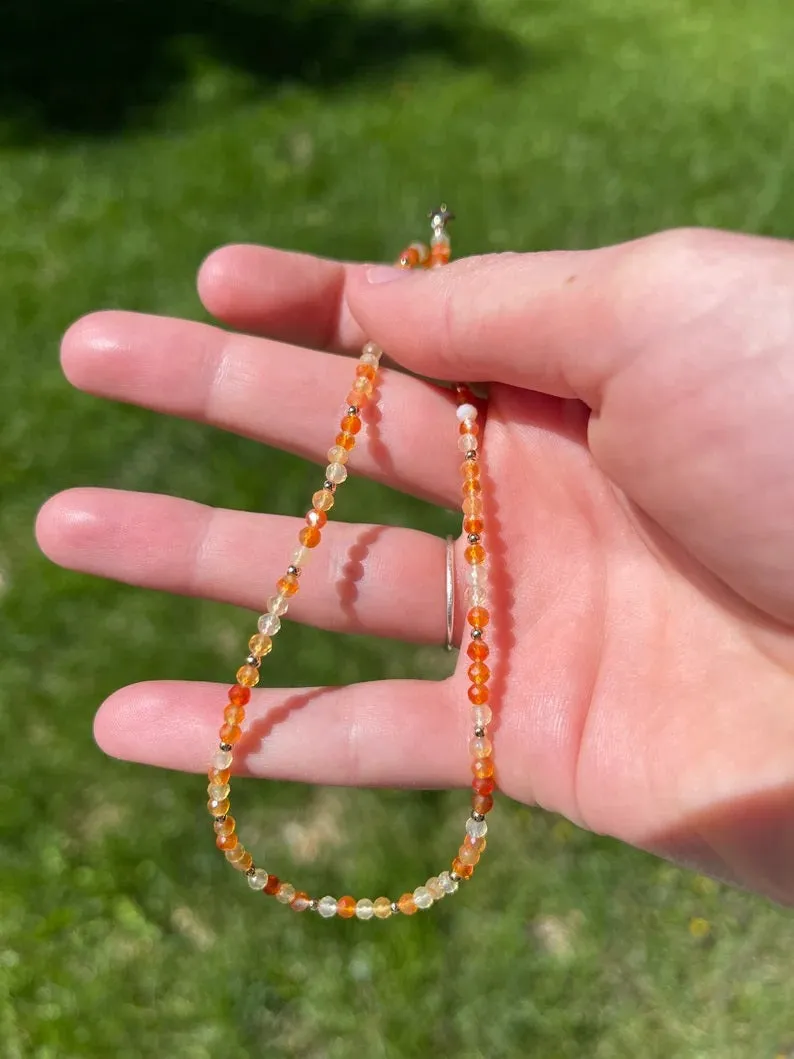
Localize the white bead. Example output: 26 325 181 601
472 704 492 727
361 341 382 363
291 546 311 569
257 613 281 636
325 462 348 485
468 564 487 586
425 877 445 900
318 895 337 918
355 898 375 920
267 593 289 617
413 886 433 910
464 586 488 606
456 403 478 423
466 816 488 840
247 868 268 890
458 433 478 452
212 749 233 770
438 871 458 894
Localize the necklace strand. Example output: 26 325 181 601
206 207 495 919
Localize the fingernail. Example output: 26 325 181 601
365 265 411 285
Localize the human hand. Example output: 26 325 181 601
37 227 794 903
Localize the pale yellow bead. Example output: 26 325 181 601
248 633 273 659
426 877 445 900
207 783 230 801
355 898 375 920
325 462 348 485
372 897 392 919
291 545 312 568
353 376 373 397
327 445 349 465
212 749 233 770
360 341 382 364
469 735 493 758
276 883 296 904
312 489 335 512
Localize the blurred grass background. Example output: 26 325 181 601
2 0 794 1055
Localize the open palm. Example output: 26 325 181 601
37 227 794 903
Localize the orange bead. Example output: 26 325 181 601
472 758 495 779
299 526 322 548
213 814 235 835
472 776 495 795
236 664 260 687
207 798 230 817
263 875 281 895
228 685 251 706
452 858 474 879
458 844 480 866
276 574 300 597
356 363 376 380
346 390 366 410
468 684 489 705
462 479 482 496
219 723 242 746
224 704 245 725
459 420 480 435
462 497 484 518
463 834 487 853
337 896 357 919
208 767 230 786
340 414 361 435
290 891 311 912
464 544 486 564
305 508 327 529
397 893 417 915
473 792 494 815
463 517 484 535
467 606 490 628
467 640 489 662
430 244 451 265
467 661 490 685
216 832 238 851
232 851 253 872
461 461 480 480
399 246 420 267
335 432 356 451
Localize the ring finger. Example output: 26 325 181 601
36 487 469 644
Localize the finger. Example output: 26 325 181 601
61 310 461 507
198 244 368 354
346 228 794 406
94 677 527 794
36 487 457 644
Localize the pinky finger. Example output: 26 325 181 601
95 678 470 789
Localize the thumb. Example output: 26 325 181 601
346 242 633 407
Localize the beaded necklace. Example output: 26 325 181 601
206 207 495 919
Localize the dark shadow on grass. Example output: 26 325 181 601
1 0 529 143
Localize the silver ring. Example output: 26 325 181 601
445 535 455 651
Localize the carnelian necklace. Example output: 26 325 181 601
206 207 495 918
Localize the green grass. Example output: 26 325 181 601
3 0 794 1055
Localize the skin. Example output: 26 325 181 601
36 226 794 904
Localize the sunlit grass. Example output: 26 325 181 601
2 0 794 1054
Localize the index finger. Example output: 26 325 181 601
198 245 370 355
